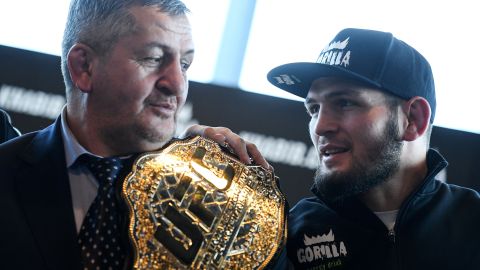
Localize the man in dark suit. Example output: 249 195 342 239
0 1 267 269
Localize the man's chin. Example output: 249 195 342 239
313 172 358 203
313 159 396 204
133 122 176 147
312 167 379 204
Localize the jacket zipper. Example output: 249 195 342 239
386 150 446 270
388 228 396 243
387 227 398 270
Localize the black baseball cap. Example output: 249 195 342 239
267 28 436 122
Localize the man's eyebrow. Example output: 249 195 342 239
304 97 315 105
141 42 194 56
304 89 361 105
183 49 194 57
324 90 361 99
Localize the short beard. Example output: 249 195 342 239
101 118 176 155
132 119 176 145
312 114 402 204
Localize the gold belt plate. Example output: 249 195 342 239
121 136 287 269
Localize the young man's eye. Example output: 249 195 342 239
306 104 320 116
336 99 355 108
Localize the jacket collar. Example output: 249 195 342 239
417 148 448 194
15 117 81 269
310 148 449 231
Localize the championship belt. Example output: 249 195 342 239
121 136 287 269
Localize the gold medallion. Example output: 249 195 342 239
121 136 287 269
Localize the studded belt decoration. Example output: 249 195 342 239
121 136 287 269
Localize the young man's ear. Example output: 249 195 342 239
67 43 96 93
401 96 431 141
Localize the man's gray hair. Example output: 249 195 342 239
61 0 189 99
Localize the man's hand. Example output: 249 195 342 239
181 124 272 171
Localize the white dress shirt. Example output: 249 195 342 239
59 106 101 232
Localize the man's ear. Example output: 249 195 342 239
401 96 431 141
67 43 96 93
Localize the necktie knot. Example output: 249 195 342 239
81 155 125 186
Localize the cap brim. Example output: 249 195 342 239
267 62 382 98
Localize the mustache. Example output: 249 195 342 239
144 95 177 109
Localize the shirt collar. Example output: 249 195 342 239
60 105 94 168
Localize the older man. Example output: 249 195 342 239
0 1 267 269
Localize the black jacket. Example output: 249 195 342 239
278 149 480 270
0 119 82 270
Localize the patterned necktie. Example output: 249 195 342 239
77 155 127 270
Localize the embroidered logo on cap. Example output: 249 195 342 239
271 74 301 86
316 37 351 67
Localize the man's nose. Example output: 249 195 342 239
314 106 338 136
155 59 186 95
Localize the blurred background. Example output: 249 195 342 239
2 0 479 133
1 0 479 205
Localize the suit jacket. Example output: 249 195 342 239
0 118 82 270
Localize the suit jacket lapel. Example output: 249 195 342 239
15 118 81 270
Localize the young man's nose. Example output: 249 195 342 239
313 107 338 136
